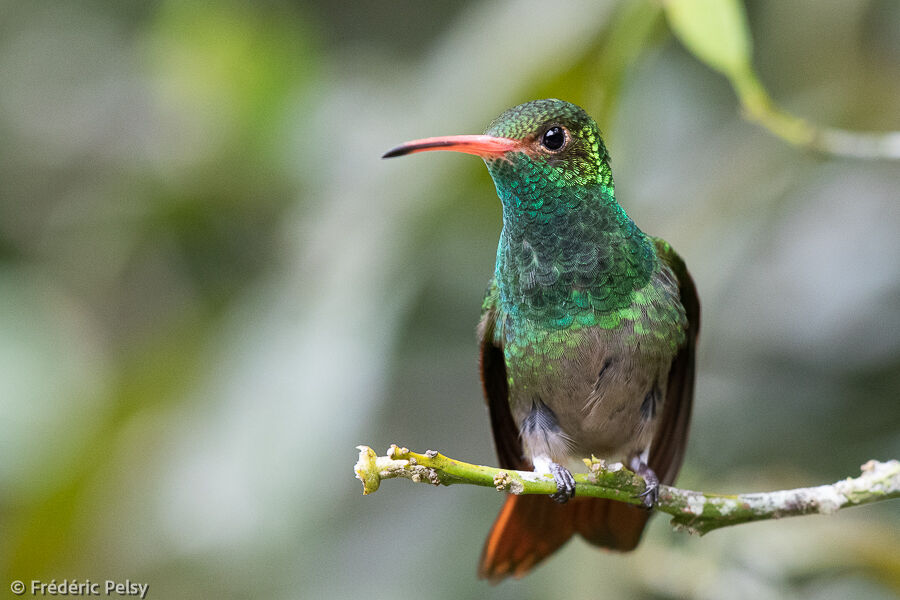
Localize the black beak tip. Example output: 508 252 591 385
382 146 408 159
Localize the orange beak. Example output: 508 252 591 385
382 134 519 159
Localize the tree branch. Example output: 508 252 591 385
354 445 900 535
663 0 900 160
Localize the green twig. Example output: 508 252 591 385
732 66 900 160
355 445 900 535
663 0 900 160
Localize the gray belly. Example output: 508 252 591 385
507 326 675 465
501 262 687 465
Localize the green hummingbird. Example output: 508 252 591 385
383 99 699 581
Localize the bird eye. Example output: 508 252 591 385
540 126 567 151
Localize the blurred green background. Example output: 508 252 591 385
1 1 898 598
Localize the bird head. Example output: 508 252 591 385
383 99 612 195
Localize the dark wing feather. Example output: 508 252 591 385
479 280 577 581
477 280 529 470
650 238 701 485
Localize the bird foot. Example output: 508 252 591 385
549 462 576 503
629 456 659 509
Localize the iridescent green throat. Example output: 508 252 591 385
487 152 656 330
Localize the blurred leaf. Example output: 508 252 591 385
663 0 751 78
143 0 316 167
664 0 900 159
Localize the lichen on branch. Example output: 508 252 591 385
355 445 900 535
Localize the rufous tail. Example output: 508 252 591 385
478 495 650 582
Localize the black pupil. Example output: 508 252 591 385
542 126 565 150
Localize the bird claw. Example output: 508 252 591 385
549 462 576 503
634 481 658 508
629 456 659 509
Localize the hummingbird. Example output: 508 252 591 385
383 99 699 581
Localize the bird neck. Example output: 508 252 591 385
489 161 656 329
